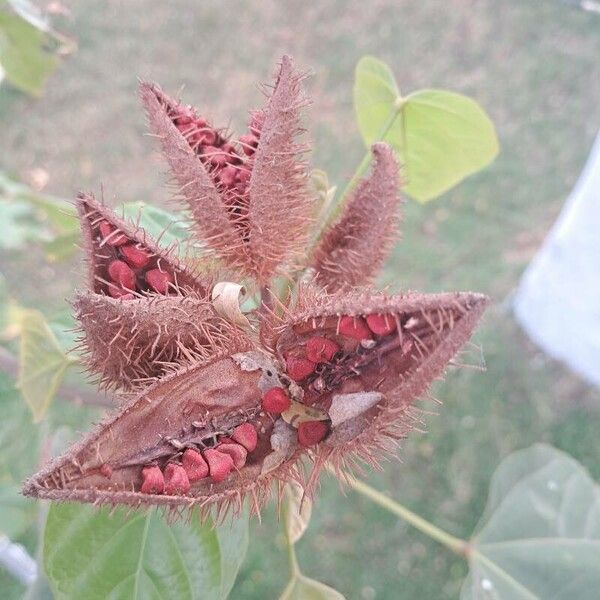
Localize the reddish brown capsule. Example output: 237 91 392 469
141 465 164 494
366 313 397 336
231 422 258 452
297 421 329 447
163 463 191 495
204 449 234 483
339 315 372 341
108 260 136 291
146 268 173 294
238 134 258 155
181 448 209 482
217 443 247 469
121 244 151 269
305 336 340 363
262 387 291 414
286 356 316 381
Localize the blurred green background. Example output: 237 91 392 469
1 1 600 599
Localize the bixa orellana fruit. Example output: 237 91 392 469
23 55 489 519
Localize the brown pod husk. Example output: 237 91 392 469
22 341 305 520
73 291 241 392
76 192 210 298
247 55 313 281
311 143 402 291
140 83 250 275
269 284 489 485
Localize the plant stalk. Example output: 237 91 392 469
346 475 468 556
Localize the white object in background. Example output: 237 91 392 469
514 131 600 387
0 535 37 585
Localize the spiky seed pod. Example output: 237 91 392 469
77 192 210 298
140 83 249 274
73 291 240 391
270 284 488 482
311 143 402 291
22 342 307 519
25 284 487 518
23 56 491 521
247 55 313 281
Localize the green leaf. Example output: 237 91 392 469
0 200 49 249
0 372 40 481
284 481 312 545
0 8 57 96
0 172 78 258
461 444 600 600
354 56 400 147
17 309 72 422
0 483 36 538
280 574 346 600
44 503 249 600
353 56 499 202
122 202 192 251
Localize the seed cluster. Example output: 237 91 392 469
167 102 264 218
275 312 402 446
139 422 258 495
93 219 175 299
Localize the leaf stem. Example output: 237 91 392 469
330 98 404 223
346 475 468 556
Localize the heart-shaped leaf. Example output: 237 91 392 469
461 444 600 599
17 309 72 422
44 503 249 600
354 56 499 202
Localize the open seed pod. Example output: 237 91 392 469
23 55 490 520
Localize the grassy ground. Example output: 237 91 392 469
1 1 600 598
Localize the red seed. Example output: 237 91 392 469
262 387 291 414
218 436 233 444
163 463 191 495
181 449 209 482
146 268 174 294
297 421 329 447
99 221 128 246
99 464 112 479
203 145 228 167
339 315 372 341
286 356 316 381
141 465 164 494
196 129 216 146
231 422 258 453
203 449 234 483
366 313 397 336
219 165 238 187
305 336 340 363
238 134 258 155
217 443 247 469
236 168 251 185
108 260 136 290
121 243 151 269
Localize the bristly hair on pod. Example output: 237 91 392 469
311 143 402 291
140 55 313 282
247 55 313 281
23 55 490 524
